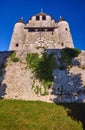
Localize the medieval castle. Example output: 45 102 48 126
0 12 85 102
9 11 74 51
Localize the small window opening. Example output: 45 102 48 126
29 28 35 32
42 16 46 20
15 43 19 47
36 16 40 21
47 28 54 31
61 43 64 46
37 28 45 32
65 28 68 31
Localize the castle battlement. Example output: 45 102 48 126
9 12 74 52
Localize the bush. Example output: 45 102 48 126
0 63 7 77
26 53 40 69
10 52 19 62
0 70 3 76
1 63 7 69
58 65 66 70
12 57 19 62
59 47 81 68
26 51 56 95
61 48 81 58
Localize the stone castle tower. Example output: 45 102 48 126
9 11 74 51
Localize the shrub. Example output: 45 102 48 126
59 47 81 68
12 57 19 62
0 63 7 77
26 53 40 69
62 48 81 58
1 63 7 69
58 65 66 70
26 51 56 95
10 52 19 62
41 91 49 96
0 70 3 76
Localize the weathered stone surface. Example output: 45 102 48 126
0 50 85 102
9 12 74 52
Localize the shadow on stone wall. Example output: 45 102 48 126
53 70 84 102
50 49 85 130
53 71 85 129
0 51 14 99
51 49 85 103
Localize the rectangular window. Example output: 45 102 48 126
36 16 40 21
61 43 64 46
47 28 54 31
28 28 35 32
42 16 46 20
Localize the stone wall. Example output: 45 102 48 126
0 50 85 102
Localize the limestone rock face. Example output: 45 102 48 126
0 50 85 102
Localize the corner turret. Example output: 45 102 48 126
57 16 74 48
9 18 25 50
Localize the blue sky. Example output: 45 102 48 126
0 0 85 51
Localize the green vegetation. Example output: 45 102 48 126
0 63 7 68
0 70 3 76
59 47 81 69
10 52 19 62
0 63 7 76
0 100 83 130
57 65 67 70
26 51 56 95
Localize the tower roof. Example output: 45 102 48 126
58 16 65 22
36 12 47 16
18 17 25 23
35 11 54 20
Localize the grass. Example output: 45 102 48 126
0 100 84 130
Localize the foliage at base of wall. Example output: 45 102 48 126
0 70 3 76
59 47 81 69
32 80 49 96
0 63 7 76
10 52 19 62
26 51 56 95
